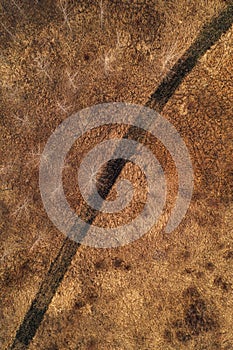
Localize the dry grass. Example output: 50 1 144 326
0 0 232 349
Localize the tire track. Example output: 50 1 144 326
10 3 233 349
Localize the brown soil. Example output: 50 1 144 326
0 1 232 349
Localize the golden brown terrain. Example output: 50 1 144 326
0 1 233 349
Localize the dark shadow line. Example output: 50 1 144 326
10 3 233 349
147 3 233 111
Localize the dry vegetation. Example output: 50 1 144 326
0 0 233 349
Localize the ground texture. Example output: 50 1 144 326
0 1 233 349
